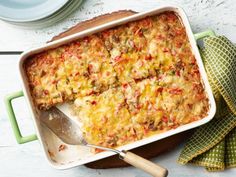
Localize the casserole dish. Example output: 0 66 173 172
5 6 216 169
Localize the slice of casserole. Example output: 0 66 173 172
25 35 118 110
72 88 138 149
122 74 209 135
99 24 156 84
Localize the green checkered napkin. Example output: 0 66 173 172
178 36 236 171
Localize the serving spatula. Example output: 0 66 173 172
39 107 168 177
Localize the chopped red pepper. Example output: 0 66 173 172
75 41 81 47
94 148 104 153
52 80 58 84
136 104 142 110
122 83 128 89
44 90 49 95
83 36 91 43
169 88 183 95
114 56 123 63
91 100 97 105
156 34 164 40
163 48 170 53
156 87 163 93
162 116 168 123
172 116 176 122
196 93 205 101
175 29 184 35
167 14 177 22
88 64 93 73
176 70 180 76
175 41 183 48
145 54 152 60
106 71 111 76
75 72 80 76
140 18 152 27
134 28 143 36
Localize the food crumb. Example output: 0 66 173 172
48 150 55 157
58 144 67 152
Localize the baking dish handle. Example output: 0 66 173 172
194 29 216 40
5 90 38 144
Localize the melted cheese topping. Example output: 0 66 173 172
25 35 118 109
25 12 209 149
73 88 135 147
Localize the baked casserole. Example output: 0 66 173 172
25 12 209 149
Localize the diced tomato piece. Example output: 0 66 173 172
145 54 152 60
172 116 176 122
77 55 82 60
169 124 178 129
175 41 183 48
187 103 193 109
45 59 53 65
171 50 177 56
176 70 180 76
136 104 142 110
169 88 183 95
83 36 91 43
163 48 170 53
102 30 111 38
91 100 97 105
167 14 177 22
175 28 184 35
193 69 200 75
156 34 163 40
156 87 163 93
94 148 104 153
122 83 128 89
114 56 122 63
33 80 40 86
134 28 143 36
160 125 164 130
158 74 164 80
162 116 168 123
191 117 198 121
52 80 58 84
75 72 80 76
140 18 152 27
88 64 96 74
44 90 49 95
134 90 141 98
106 71 110 76
75 41 81 47
87 90 96 96
196 93 205 100
144 126 149 135
190 56 196 64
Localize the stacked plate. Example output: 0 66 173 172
0 0 83 28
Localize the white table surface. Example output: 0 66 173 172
0 0 236 177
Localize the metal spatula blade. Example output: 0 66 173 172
40 107 84 145
39 107 168 177
39 107 121 153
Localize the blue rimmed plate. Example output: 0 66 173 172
6 0 84 28
0 0 69 22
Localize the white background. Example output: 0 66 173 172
0 0 236 177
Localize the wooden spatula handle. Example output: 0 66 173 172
120 151 168 177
